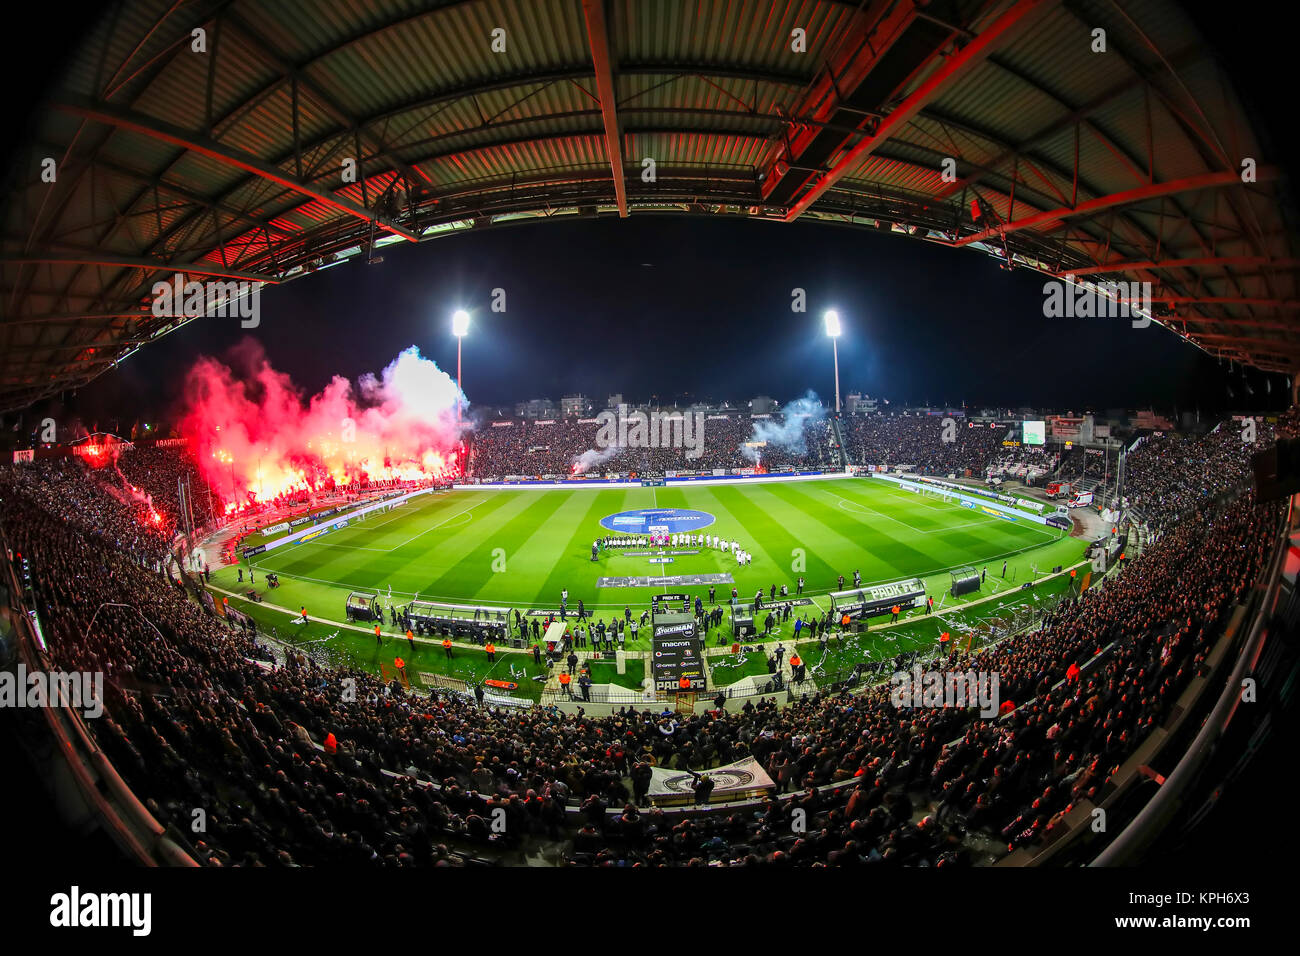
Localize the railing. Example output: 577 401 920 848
1089 492 1292 865
0 524 198 866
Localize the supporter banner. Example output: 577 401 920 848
533 419 555 425
648 757 775 806
12 449 34 463
154 437 189 447
491 421 513 427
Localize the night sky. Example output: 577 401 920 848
65 213 1288 426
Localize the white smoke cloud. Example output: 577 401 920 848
572 445 621 475
741 390 827 462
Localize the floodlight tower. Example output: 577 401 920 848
452 309 470 424
824 309 842 415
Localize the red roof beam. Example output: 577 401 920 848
953 168 1278 246
759 0 918 201
582 0 627 218
1061 256 1300 275
785 0 1051 222
54 99 418 242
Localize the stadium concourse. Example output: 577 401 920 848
0 408 1290 867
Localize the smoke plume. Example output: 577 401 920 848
179 339 465 507
741 391 827 462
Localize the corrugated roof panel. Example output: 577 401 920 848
614 0 847 77
1 0 1294 406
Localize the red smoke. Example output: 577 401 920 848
180 339 465 508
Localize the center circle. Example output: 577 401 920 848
599 508 716 534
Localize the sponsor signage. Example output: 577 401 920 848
651 618 705 691
241 544 266 558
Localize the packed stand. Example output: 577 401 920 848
0 435 1279 865
841 415 1007 476
470 413 836 479
1123 419 1271 530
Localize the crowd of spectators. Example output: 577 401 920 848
469 413 836 478
0 421 1280 866
1122 419 1272 530
114 445 214 528
0 458 174 564
840 415 1008 476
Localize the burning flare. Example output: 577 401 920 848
181 340 465 507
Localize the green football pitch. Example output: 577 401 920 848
211 476 1086 659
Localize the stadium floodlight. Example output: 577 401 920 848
824 310 842 415
452 309 470 424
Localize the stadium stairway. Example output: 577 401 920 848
830 416 850 470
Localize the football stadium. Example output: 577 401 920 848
1 0 1297 933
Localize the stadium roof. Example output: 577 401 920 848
2 0 1297 413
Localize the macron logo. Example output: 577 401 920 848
49 887 151 937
